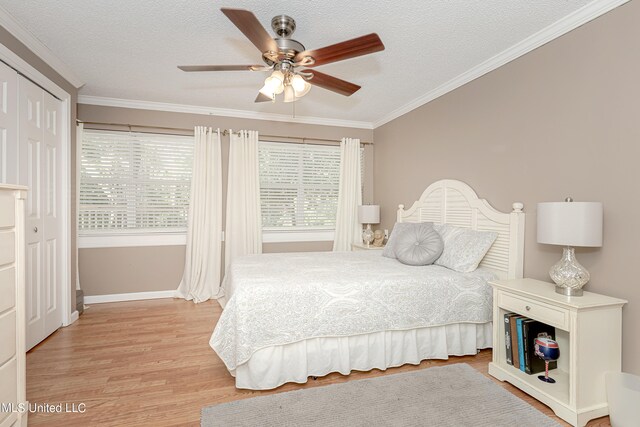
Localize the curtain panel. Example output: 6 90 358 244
176 127 223 302
333 137 362 251
224 130 263 274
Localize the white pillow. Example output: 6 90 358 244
433 224 498 273
394 223 443 266
382 222 435 259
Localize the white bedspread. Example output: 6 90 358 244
210 251 496 371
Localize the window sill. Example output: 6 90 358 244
262 230 335 243
79 229 334 248
78 233 187 249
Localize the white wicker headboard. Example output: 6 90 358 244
397 179 525 279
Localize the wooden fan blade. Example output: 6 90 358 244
178 65 265 72
295 33 384 67
302 70 361 96
221 8 278 54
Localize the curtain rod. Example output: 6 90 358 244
222 129 372 145
76 120 372 145
77 120 192 133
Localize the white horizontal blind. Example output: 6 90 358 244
79 130 194 234
259 141 363 231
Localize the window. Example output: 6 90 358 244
258 141 363 241
79 130 194 247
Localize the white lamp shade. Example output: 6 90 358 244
537 202 603 247
291 74 311 97
358 205 380 224
283 85 296 103
265 70 284 94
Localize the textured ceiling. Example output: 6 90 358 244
1 0 594 124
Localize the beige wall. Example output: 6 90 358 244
79 241 333 296
0 27 79 311
79 246 186 295
373 1 640 374
77 104 373 296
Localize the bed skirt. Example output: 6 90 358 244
231 322 492 390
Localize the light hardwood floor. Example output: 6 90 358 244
26 298 611 427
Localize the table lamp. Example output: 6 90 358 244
537 198 603 296
358 205 380 246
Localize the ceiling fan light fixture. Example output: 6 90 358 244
283 85 297 103
264 70 285 95
291 74 311 97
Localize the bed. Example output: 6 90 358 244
210 179 525 390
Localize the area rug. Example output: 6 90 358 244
201 363 561 427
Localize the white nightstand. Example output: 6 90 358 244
351 243 384 251
488 278 627 427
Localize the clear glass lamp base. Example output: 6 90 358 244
549 247 589 296
362 224 374 246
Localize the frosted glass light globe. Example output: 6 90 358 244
258 84 275 99
283 85 296 103
291 75 311 97
264 71 284 94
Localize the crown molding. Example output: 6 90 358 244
78 95 374 129
372 0 630 128
0 5 84 88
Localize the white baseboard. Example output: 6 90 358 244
84 290 177 304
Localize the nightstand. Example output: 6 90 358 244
351 243 384 251
488 278 627 427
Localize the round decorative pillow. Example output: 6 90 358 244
394 223 444 266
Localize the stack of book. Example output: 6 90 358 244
504 313 557 374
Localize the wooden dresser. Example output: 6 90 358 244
0 185 27 427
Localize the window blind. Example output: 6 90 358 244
79 130 194 234
259 141 364 231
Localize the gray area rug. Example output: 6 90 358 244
201 363 561 427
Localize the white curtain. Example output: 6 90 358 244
333 137 362 251
224 130 262 272
176 127 223 303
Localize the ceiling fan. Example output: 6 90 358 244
178 8 385 103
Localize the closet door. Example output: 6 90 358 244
42 92 62 338
19 77 45 350
18 76 62 350
0 62 17 184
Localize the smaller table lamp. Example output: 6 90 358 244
537 198 603 296
358 205 380 246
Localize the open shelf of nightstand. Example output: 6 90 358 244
492 362 570 406
491 304 571 408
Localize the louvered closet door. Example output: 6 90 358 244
0 62 17 184
18 76 63 350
